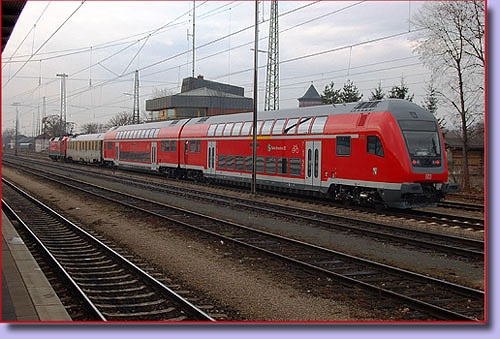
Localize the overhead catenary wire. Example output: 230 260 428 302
3 1 87 89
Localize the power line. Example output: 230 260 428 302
3 1 87 88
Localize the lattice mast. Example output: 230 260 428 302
133 70 140 124
264 0 279 111
56 73 68 136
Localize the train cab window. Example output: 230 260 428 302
367 135 384 157
261 120 274 135
336 136 351 156
223 123 234 136
272 119 286 135
215 124 225 136
171 141 176 152
297 117 313 134
232 122 243 136
207 124 217 136
240 122 252 135
284 118 299 135
277 157 288 175
310 116 328 134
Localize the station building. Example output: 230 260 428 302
145 75 253 121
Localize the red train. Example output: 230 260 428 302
49 99 458 208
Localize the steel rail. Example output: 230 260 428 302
2 178 215 322
2 162 484 321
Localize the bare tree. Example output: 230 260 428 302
42 114 75 137
411 1 485 192
105 112 137 129
80 122 106 134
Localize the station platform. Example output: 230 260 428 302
1 210 71 322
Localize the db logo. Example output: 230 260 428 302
425 173 432 180
292 145 299 153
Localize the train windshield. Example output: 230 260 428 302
399 120 442 166
402 131 441 157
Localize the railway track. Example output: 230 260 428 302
437 200 484 212
1 179 215 322
2 161 485 321
4 154 485 232
2 156 484 260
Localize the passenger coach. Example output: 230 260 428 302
53 99 456 208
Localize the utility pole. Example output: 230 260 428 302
42 96 46 135
264 0 279 111
12 103 20 156
56 73 68 136
192 0 196 78
133 70 140 124
251 0 259 195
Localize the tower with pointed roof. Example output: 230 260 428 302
298 84 322 107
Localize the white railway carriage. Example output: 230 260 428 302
67 133 105 164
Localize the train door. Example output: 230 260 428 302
207 141 216 175
115 142 119 166
151 142 157 171
305 140 322 188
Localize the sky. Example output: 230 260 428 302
1 1 452 136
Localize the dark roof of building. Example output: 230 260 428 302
181 76 244 97
2 1 26 51
176 87 245 99
298 84 322 102
444 128 485 150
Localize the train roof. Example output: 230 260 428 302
182 99 435 126
70 133 105 141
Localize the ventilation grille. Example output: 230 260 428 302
353 100 380 111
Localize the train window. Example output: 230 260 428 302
149 129 156 138
146 152 151 162
189 140 196 153
256 156 265 173
232 122 243 136
185 140 189 153
227 155 235 170
196 140 201 153
265 157 276 174
240 122 252 135
310 116 328 134
367 135 384 157
307 149 312 177
207 124 217 136
272 119 286 135
213 124 223 136
171 141 176 152
277 157 288 175
244 156 253 172
154 129 160 138
290 158 301 176
223 123 234 136
218 155 226 169
165 141 170 152
336 136 351 156
235 156 244 171
261 120 274 135
314 149 319 178
297 117 313 134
